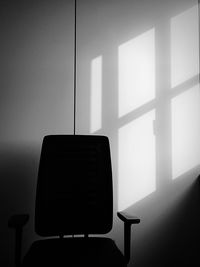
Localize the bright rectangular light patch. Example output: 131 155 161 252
90 56 102 133
118 110 156 211
171 5 199 88
172 85 200 179
118 28 155 117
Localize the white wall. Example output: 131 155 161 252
1 1 199 267
0 1 74 266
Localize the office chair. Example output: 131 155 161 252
8 135 140 267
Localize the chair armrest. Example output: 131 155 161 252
117 211 140 224
8 214 29 267
117 211 140 263
8 214 29 228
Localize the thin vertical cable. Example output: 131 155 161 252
73 0 77 135
199 0 200 87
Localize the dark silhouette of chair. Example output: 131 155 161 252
8 135 140 267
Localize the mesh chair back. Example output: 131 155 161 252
35 135 113 236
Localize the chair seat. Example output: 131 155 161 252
22 237 127 267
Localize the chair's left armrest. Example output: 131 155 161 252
8 214 29 267
117 211 140 263
8 214 29 229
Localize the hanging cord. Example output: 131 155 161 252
73 0 77 135
199 0 200 88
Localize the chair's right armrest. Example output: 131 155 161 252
117 211 140 224
8 214 29 229
117 211 140 263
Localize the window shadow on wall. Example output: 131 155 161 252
76 0 200 266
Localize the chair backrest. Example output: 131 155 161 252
35 135 113 237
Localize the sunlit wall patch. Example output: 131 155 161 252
172 85 200 179
171 4 199 88
118 28 155 118
118 110 156 211
90 56 102 133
